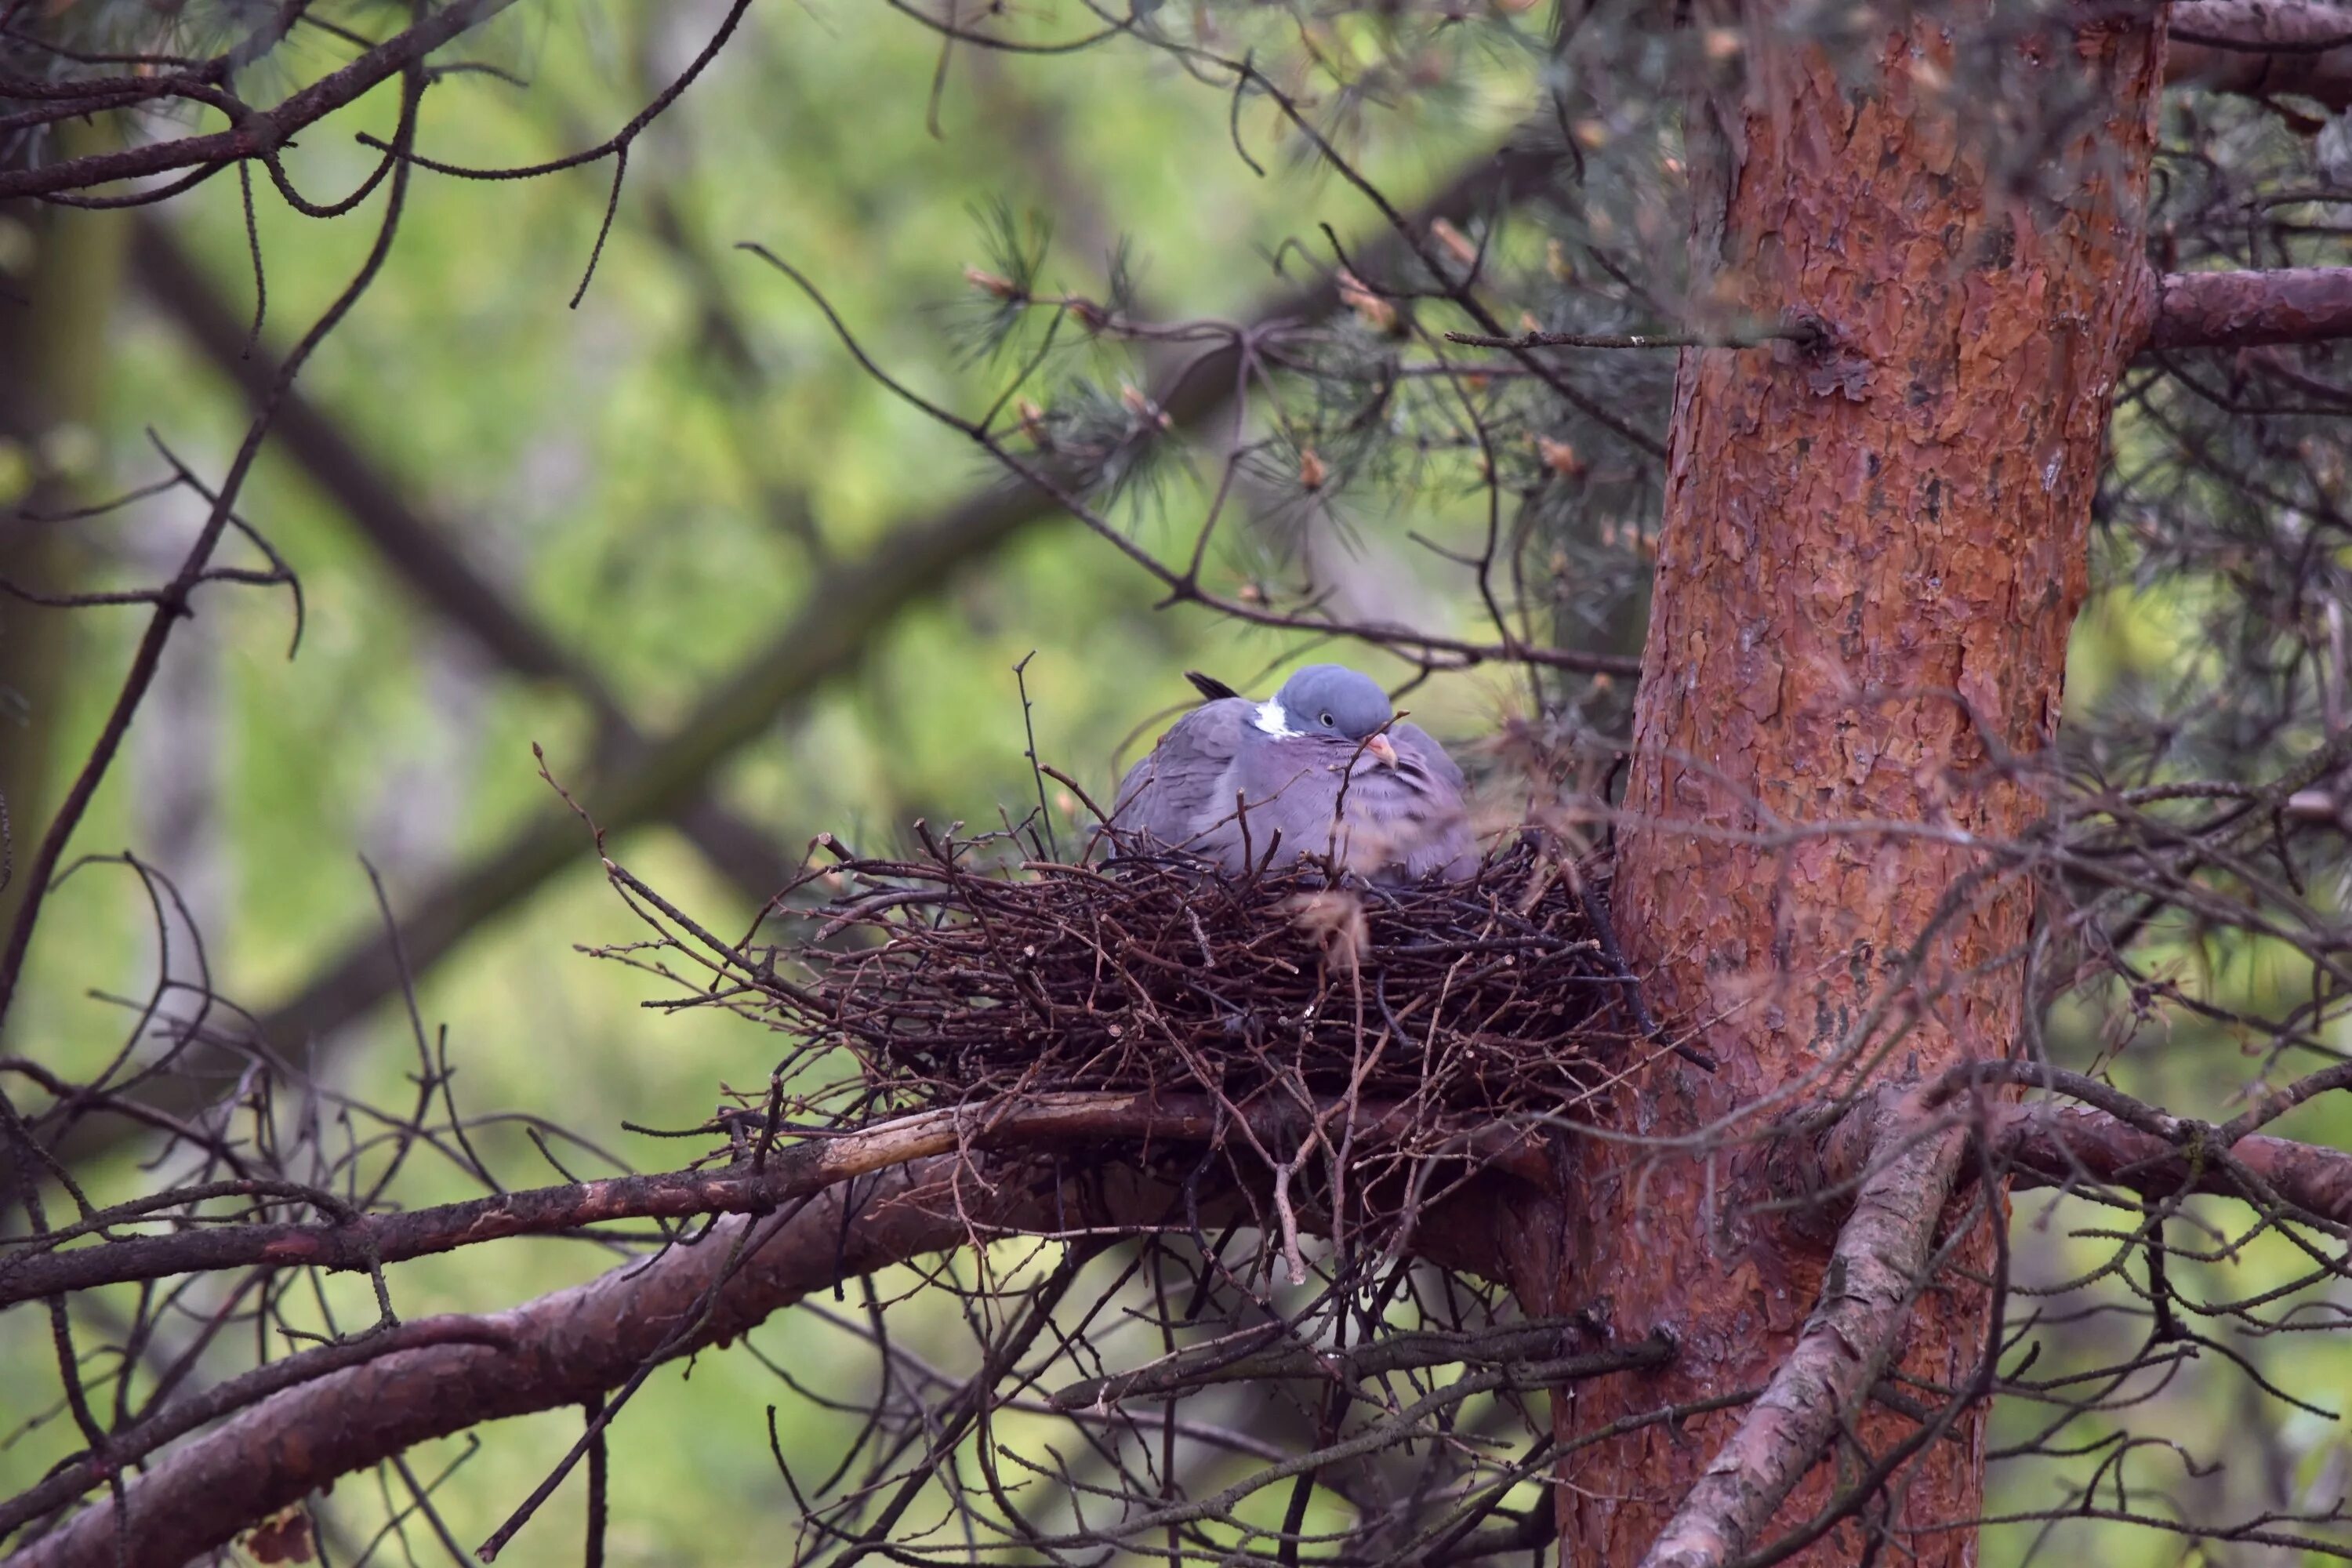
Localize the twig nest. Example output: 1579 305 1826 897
736 833 1653 1125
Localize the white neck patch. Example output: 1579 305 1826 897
1253 700 1299 738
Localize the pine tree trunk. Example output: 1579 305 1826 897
1548 9 2166 1560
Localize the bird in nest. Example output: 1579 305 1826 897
1109 663 1477 884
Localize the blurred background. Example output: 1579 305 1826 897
0 5 1555 1557
5 2 2352 1562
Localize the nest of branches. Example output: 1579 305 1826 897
706 828 1669 1143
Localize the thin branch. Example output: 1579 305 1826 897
0 1317 514 1542
2 1157 1029 1568
1047 1323 1671 1410
0 1092 1542 1308
1639 1088 1971 1568
0 0 525 201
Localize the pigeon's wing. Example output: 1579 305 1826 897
1228 727 1476 881
1116 707 1475 882
1392 721 1467 795
1111 699 1257 866
1388 723 1479 881
1230 734 1352 867
1326 724 1477 884
1185 670 1243 703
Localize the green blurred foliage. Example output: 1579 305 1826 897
0 2 1544 1558
6 2 2352 1561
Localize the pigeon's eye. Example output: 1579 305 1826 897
1319 712 1334 728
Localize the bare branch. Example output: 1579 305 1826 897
2147 266 2352 351
2167 0 2352 110
1047 1322 1671 1410
1789 1075 2352 1230
3 1157 1050 1568
1999 1100 2352 1226
0 1092 1542 1308
1639 1090 1972 1568
0 1316 515 1543
0 0 525 202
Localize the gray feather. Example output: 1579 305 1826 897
1109 699 1254 857
1112 686 1475 883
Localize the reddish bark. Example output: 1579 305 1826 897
1643 1095 1974 1568
2165 0 2352 109
2147 266 2352 349
1998 1101 2352 1221
1550 8 2167 1563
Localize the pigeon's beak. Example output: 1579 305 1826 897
1365 733 1399 769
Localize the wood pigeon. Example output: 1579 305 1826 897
1110 664 1477 883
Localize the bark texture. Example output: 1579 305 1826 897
1552 9 2166 1563
1642 1095 1974 1568
2147 265 2352 350
2165 0 2352 108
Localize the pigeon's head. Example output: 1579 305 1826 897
1272 665 1399 767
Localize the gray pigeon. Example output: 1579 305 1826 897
1110 664 1477 883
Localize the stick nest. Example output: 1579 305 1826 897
723 829 1657 1130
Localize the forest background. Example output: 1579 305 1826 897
2 2 2344 1563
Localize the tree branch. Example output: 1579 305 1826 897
2 1156 1039 1568
1639 1090 1971 1568
2166 0 2352 111
1046 1322 1671 1411
16 1077 2352 1566
2147 266 2352 351
1 1098 1555 1566
2075 0 2352 362
126 218 800 901
0 1091 1544 1308
1780 1069 2352 1232
1998 1098 2352 1225
0 0 527 201
0 1316 516 1544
